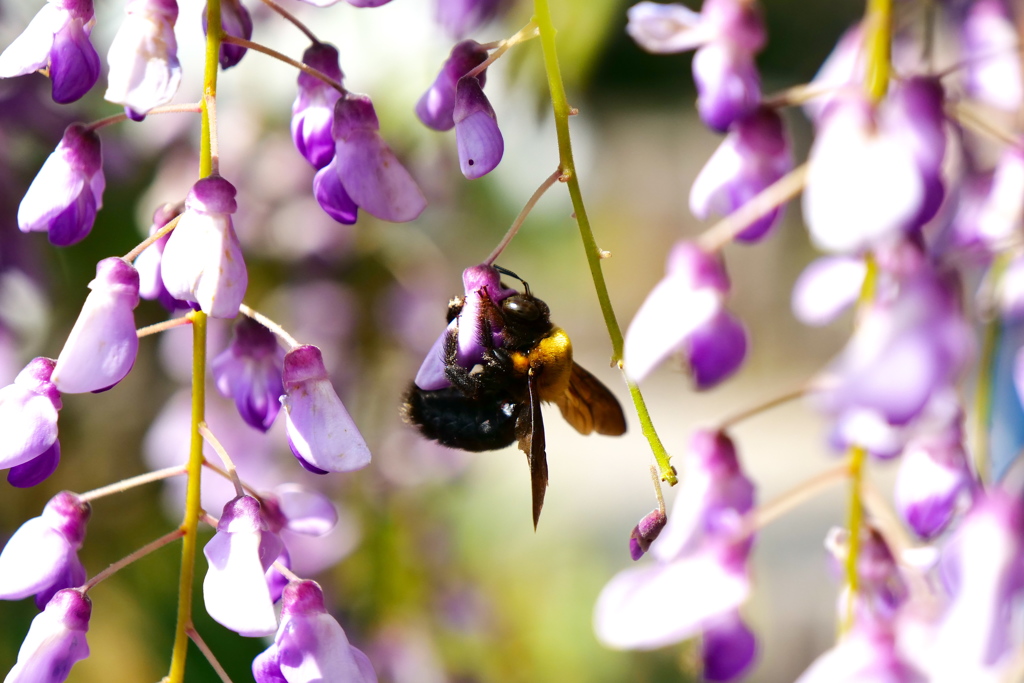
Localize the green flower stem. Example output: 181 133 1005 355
974 253 1011 483
841 445 866 635
168 2 221 680
532 0 675 485
864 0 891 102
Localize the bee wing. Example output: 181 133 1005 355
518 368 548 530
554 362 627 436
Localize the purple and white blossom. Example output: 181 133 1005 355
791 256 867 327
203 495 283 637
281 344 371 473
690 106 792 242
18 123 104 247
5 588 91 683
0 492 89 609
160 175 248 318
453 75 503 179
962 0 1022 113
414 264 518 391
211 317 286 432
321 94 426 223
292 43 345 170
51 258 140 395
803 95 925 254
0 0 100 104
627 0 766 131
253 580 377 683
624 241 747 387
417 40 489 132
595 430 756 680
104 0 182 120
0 358 62 483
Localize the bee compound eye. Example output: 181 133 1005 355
503 296 540 321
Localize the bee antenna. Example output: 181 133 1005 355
493 265 531 296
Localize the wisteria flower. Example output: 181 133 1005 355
0 358 62 484
974 147 1024 249
18 123 104 247
416 40 489 132
927 490 1024 680
803 94 925 254
281 344 371 473
292 42 345 170
50 258 140 395
0 0 100 104
0 492 90 609
814 259 973 455
894 415 973 539
624 241 747 387
690 106 792 242
260 484 339 602
962 0 1022 112
326 94 426 223
160 175 248 318
104 0 182 120
5 588 91 683
212 317 286 432
253 579 377 683
204 0 253 70
133 202 190 311
791 256 867 327
436 0 503 38
203 495 283 637
413 264 518 391
453 75 503 179
595 431 757 680
627 0 765 131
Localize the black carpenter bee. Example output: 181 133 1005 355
401 267 627 528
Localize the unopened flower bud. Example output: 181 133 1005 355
0 0 100 104
416 40 488 131
51 258 140 394
629 508 668 560
5 588 91 683
18 124 104 247
203 495 283 637
211 317 286 432
281 345 371 473
104 0 182 120
160 175 248 318
203 0 253 70
292 42 345 170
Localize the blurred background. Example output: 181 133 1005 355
0 0 875 680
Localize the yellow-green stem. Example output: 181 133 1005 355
974 253 1012 483
532 0 675 485
842 445 866 635
863 0 892 102
168 2 221 679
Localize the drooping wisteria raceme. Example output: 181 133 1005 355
3 0 1024 680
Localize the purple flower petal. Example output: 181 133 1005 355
436 0 503 39
104 0 181 117
687 309 747 390
48 17 100 104
18 123 104 247
6 589 91 683
8 440 61 488
702 612 757 682
51 258 140 394
203 495 282 637
313 157 359 224
0 358 61 471
416 40 488 131
211 317 286 432
292 42 344 169
791 256 867 326
334 130 426 223
693 41 761 133
626 1 708 53
454 76 503 179
281 345 371 473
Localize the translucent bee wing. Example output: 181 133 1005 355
554 363 627 436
